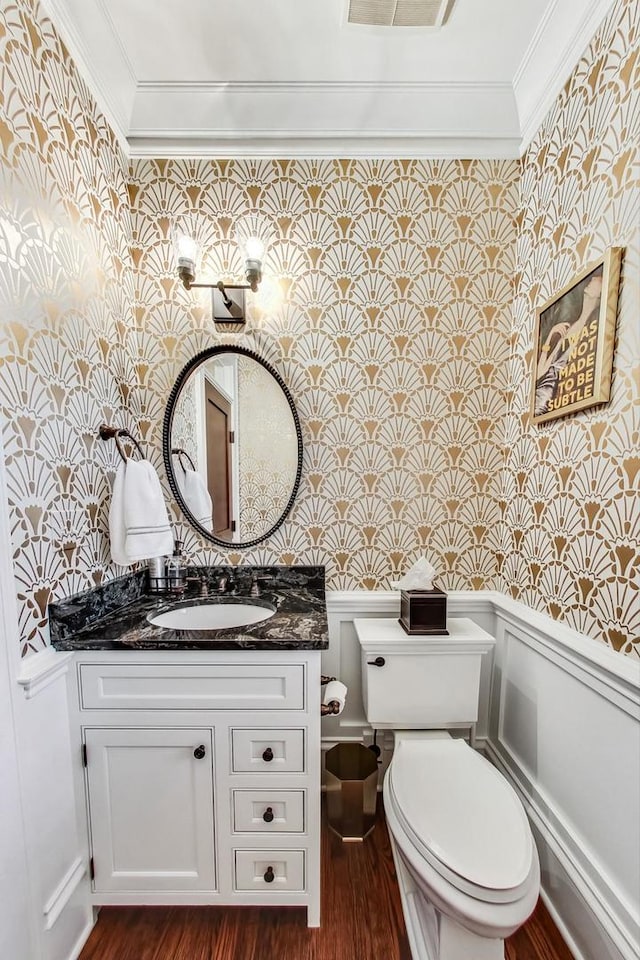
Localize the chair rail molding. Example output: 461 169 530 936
17 647 74 700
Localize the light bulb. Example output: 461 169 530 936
176 234 198 288
177 234 198 263
244 236 265 261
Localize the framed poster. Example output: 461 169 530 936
531 247 623 424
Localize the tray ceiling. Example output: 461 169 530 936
39 0 616 157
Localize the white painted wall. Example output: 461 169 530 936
0 427 93 960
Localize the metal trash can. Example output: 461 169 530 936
325 742 379 841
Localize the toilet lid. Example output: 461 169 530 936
388 738 533 902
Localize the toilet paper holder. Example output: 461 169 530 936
321 674 342 716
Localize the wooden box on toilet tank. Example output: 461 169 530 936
399 588 449 636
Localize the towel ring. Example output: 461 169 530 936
171 447 196 472
98 424 145 464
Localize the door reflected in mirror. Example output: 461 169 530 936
165 347 302 548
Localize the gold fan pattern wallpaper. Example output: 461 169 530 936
504 0 639 654
0 0 137 654
0 0 637 658
128 153 518 599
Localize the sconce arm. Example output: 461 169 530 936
187 279 252 295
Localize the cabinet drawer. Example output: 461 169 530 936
231 729 305 773
233 849 305 891
232 790 305 833
79 663 305 711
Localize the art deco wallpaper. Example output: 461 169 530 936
504 0 639 655
128 154 518 598
0 0 137 654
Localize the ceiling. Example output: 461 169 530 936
40 0 615 158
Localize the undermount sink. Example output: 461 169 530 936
147 601 276 632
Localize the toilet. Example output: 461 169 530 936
354 617 540 960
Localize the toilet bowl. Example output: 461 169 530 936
354 617 540 960
384 733 539 959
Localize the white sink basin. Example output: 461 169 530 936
147 602 275 631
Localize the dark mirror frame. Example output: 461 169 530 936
163 345 303 549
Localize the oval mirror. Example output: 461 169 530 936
163 346 303 548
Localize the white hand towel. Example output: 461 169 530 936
108 460 130 566
123 459 174 562
177 465 213 530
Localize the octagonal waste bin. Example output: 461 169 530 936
325 742 378 841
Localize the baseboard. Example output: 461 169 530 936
67 917 95 960
539 888 587 960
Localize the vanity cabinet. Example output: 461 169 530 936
69 650 321 926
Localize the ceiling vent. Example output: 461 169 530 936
348 0 452 27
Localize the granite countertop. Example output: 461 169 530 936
48 566 328 651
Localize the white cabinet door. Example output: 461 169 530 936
85 728 215 893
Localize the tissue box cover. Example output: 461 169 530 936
399 588 449 636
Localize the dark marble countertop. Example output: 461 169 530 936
48 566 328 651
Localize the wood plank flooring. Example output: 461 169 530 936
79 803 574 960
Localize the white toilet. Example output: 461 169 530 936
355 617 540 960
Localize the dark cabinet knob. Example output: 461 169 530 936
264 866 275 883
262 747 274 762
262 807 274 823
367 657 386 667
193 744 206 759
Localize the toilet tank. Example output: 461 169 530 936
354 617 495 728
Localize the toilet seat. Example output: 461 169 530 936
387 737 535 905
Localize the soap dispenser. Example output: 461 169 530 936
166 540 187 594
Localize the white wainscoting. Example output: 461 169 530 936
0 432 93 960
11 648 93 960
487 597 640 960
324 589 640 960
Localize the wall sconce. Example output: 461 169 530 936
176 234 265 327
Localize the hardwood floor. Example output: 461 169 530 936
505 900 575 960
79 803 574 960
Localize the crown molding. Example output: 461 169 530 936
127 79 520 158
127 134 521 160
514 0 617 152
39 0 616 159
134 79 511 93
38 0 135 153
